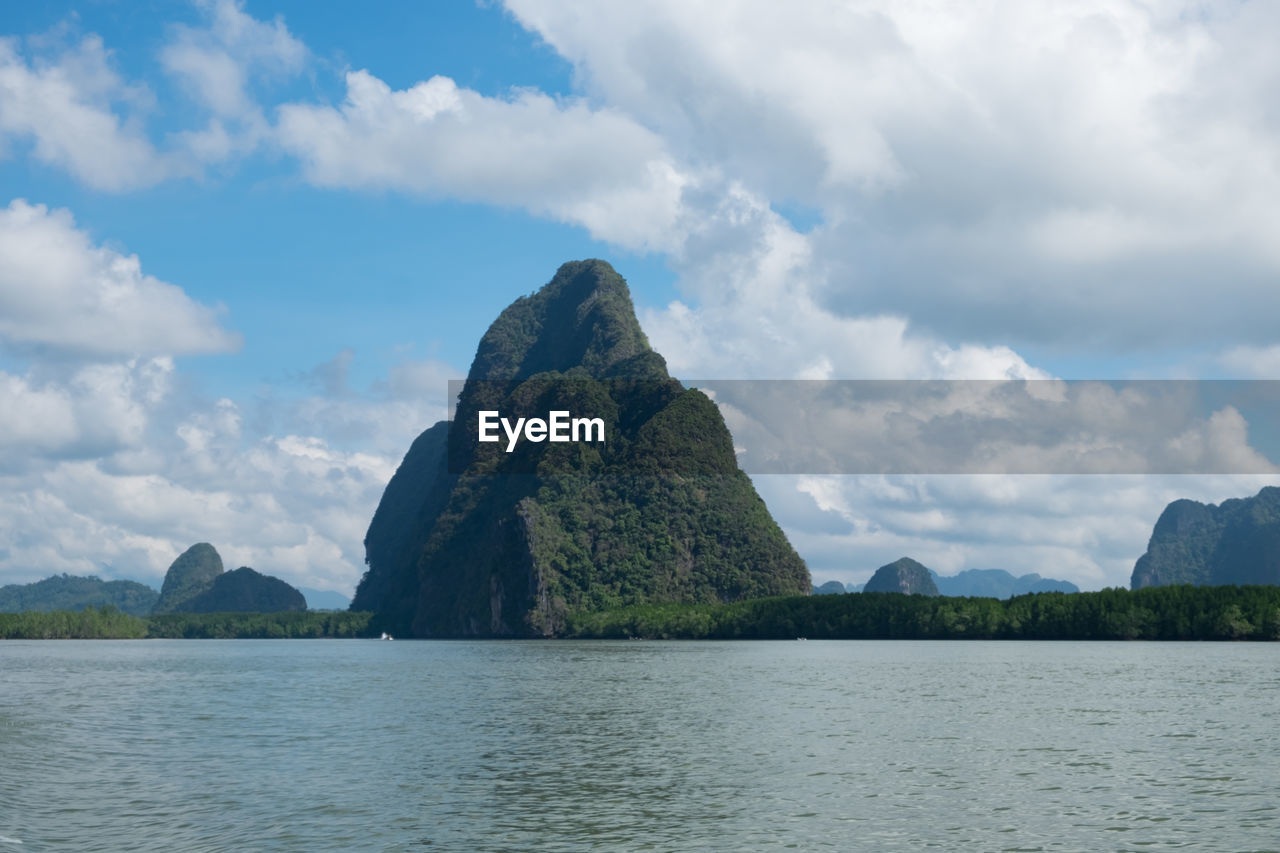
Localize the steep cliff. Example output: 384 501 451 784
152 543 224 614
1131 487 1280 589
353 260 810 636
182 567 307 613
153 543 307 614
864 557 940 596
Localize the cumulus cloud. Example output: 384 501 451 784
0 348 456 594
275 70 688 251
639 180 1046 380
0 35 179 189
0 189 456 595
1218 345 1280 379
161 0 307 162
0 199 241 358
503 0 1280 351
0 358 174 468
703 380 1280 475
769 473 1280 589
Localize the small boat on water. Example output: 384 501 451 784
380 632 394 641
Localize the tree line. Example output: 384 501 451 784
7 585 1280 640
565 585 1280 641
0 607 373 639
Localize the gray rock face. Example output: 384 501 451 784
153 543 307 613
1132 487 1280 589
352 259 811 637
864 557 940 596
152 543 224 614
182 567 307 613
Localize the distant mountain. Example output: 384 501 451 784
300 588 352 611
930 568 1079 598
353 260 810 637
1132 486 1280 589
0 574 158 617
181 567 306 614
152 543 306 614
864 557 939 596
152 543 224 614
812 580 847 595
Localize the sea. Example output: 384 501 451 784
1 640 1277 851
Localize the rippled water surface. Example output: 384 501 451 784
2 640 1278 851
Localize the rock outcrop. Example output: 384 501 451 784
1131 487 1280 589
153 543 306 614
152 543 224 614
863 557 940 596
353 260 810 636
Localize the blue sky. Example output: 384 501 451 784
2 0 1279 596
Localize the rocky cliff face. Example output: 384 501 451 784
152 543 224 614
1131 487 1280 589
863 557 940 596
153 543 306 613
182 567 307 613
353 260 811 637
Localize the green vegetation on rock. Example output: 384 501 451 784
181 567 307 613
151 543 308 615
1132 487 1280 589
0 574 158 616
354 260 811 637
863 557 939 596
152 543 224 614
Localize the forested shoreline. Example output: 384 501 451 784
5 585 1280 640
0 608 373 639
566 585 1280 641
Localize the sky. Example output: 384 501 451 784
2 0 1280 596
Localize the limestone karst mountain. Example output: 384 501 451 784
152 543 306 614
863 557 940 596
353 260 810 637
181 567 307 613
1132 486 1280 589
151 543 224 614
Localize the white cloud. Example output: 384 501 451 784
503 0 1280 350
276 70 688 251
0 313 458 594
0 35 179 189
161 0 307 162
0 194 455 595
0 358 173 467
768 473 1280 589
0 199 240 358
705 379 1280 477
0 364 450 594
640 181 1047 380
1218 345 1280 379
162 0 305 118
